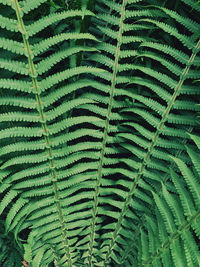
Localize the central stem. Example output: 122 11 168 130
87 0 127 265
12 0 72 265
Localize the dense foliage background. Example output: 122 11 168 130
0 0 200 266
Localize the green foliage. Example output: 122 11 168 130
0 220 23 266
0 0 200 266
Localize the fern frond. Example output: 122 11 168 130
137 136 200 267
85 1 130 264
0 37 25 55
103 2 200 264
1 0 200 266
0 59 28 75
36 47 97 75
0 14 18 33
27 10 94 37
20 0 47 14
32 33 97 57
0 220 22 267
0 0 101 265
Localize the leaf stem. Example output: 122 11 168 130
87 0 127 265
103 38 200 264
12 0 72 265
142 208 200 266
